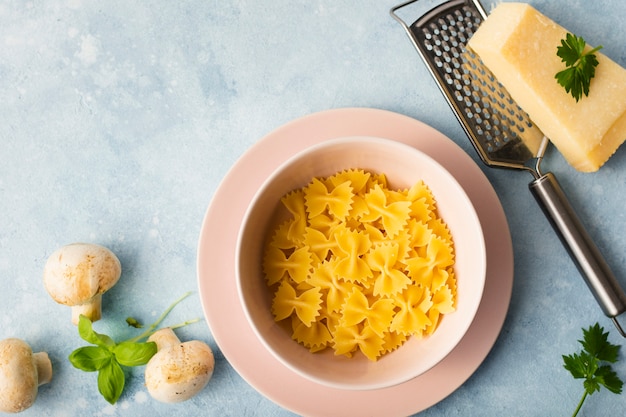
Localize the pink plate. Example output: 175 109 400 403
197 107 513 416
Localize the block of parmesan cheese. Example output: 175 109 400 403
468 2 626 172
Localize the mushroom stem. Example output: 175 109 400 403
33 352 52 386
147 328 180 350
70 294 102 325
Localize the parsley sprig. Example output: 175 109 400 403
562 322 623 417
555 33 602 102
68 292 200 404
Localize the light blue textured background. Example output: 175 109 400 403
1 0 625 416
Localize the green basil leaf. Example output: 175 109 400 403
98 360 125 404
78 315 115 348
69 346 112 372
113 341 157 367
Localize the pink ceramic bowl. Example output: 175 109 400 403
236 136 486 390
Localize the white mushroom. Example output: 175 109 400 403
43 243 121 325
0 338 53 413
144 328 214 403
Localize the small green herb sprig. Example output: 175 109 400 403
555 33 603 102
69 292 200 404
562 322 623 417
125 317 143 328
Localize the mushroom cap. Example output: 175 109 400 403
43 243 121 306
145 340 215 403
0 339 39 413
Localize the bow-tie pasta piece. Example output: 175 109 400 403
281 189 308 243
305 178 354 220
272 280 322 326
291 315 333 352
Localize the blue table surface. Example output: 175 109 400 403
2 1 625 416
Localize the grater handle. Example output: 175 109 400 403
529 172 626 336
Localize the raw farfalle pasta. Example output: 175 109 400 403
262 169 456 361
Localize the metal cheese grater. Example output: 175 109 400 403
390 0 626 336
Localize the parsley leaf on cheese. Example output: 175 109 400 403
555 33 603 102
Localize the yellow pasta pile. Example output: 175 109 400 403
262 169 456 361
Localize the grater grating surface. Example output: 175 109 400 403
392 0 545 172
